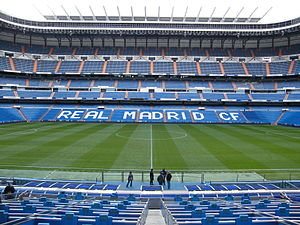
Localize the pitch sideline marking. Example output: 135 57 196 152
150 124 153 169
44 170 57 179
0 165 299 172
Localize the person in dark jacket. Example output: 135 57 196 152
3 183 15 199
150 169 154 185
126 171 133 188
166 172 172 189
157 173 164 185
160 169 167 185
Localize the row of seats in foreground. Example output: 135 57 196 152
0 194 146 225
1 190 298 225
162 194 300 225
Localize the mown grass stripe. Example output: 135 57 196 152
0 122 61 137
188 124 268 169
71 124 138 169
111 124 151 170
171 124 227 170
0 122 74 154
0 122 40 131
153 124 189 170
0 122 71 143
0 122 299 174
1 123 104 166
200 125 286 169
227 125 300 166
31 123 121 168
239 125 300 144
0 123 85 162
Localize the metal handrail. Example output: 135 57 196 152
161 201 178 225
214 197 300 225
136 200 149 225
1 196 95 225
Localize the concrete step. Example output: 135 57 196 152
145 209 166 225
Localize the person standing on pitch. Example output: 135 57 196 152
166 171 172 190
126 171 133 188
150 169 154 185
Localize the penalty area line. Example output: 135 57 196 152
0 128 38 137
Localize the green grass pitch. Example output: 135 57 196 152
0 122 299 175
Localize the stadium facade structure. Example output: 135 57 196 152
0 11 300 125
0 10 300 125
0 11 300 225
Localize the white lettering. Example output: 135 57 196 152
167 112 179 120
230 113 239 121
123 111 136 120
57 111 72 119
97 111 109 119
192 112 204 120
70 111 85 119
181 112 187 120
219 112 230 120
152 112 163 120
84 111 98 119
139 111 152 120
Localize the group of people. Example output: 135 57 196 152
154 168 172 189
126 168 173 189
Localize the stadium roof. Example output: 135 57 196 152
1 0 300 24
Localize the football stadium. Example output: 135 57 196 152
0 0 300 224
